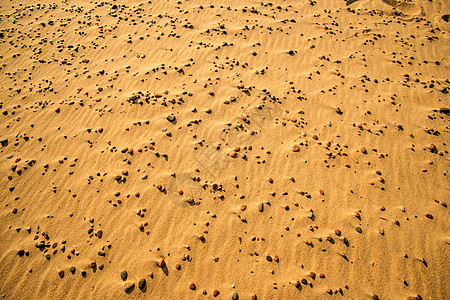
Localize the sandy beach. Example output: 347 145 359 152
0 0 449 299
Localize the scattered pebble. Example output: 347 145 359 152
124 281 135 294
120 270 128 281
138 278 146 291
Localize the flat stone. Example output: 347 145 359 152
355 226 362 233
167 115 176 122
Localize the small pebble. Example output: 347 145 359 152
124 281 135 294
138 278 146 291
189 282 196 290
120 270 128 281
159 258 166 268
232 292 239 300
258 203 264 212
213 289 220 297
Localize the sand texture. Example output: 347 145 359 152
0 0 449 299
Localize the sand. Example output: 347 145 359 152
0 0 449 299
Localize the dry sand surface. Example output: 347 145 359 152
0 0 449 299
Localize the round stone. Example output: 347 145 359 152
189 282 196 290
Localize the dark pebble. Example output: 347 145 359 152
138 278 146 291
124 281 135 294
120 270 128 281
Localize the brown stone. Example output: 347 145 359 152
189 282 196 290
158 258 166 268
292 144 300 152
213 289 220 297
